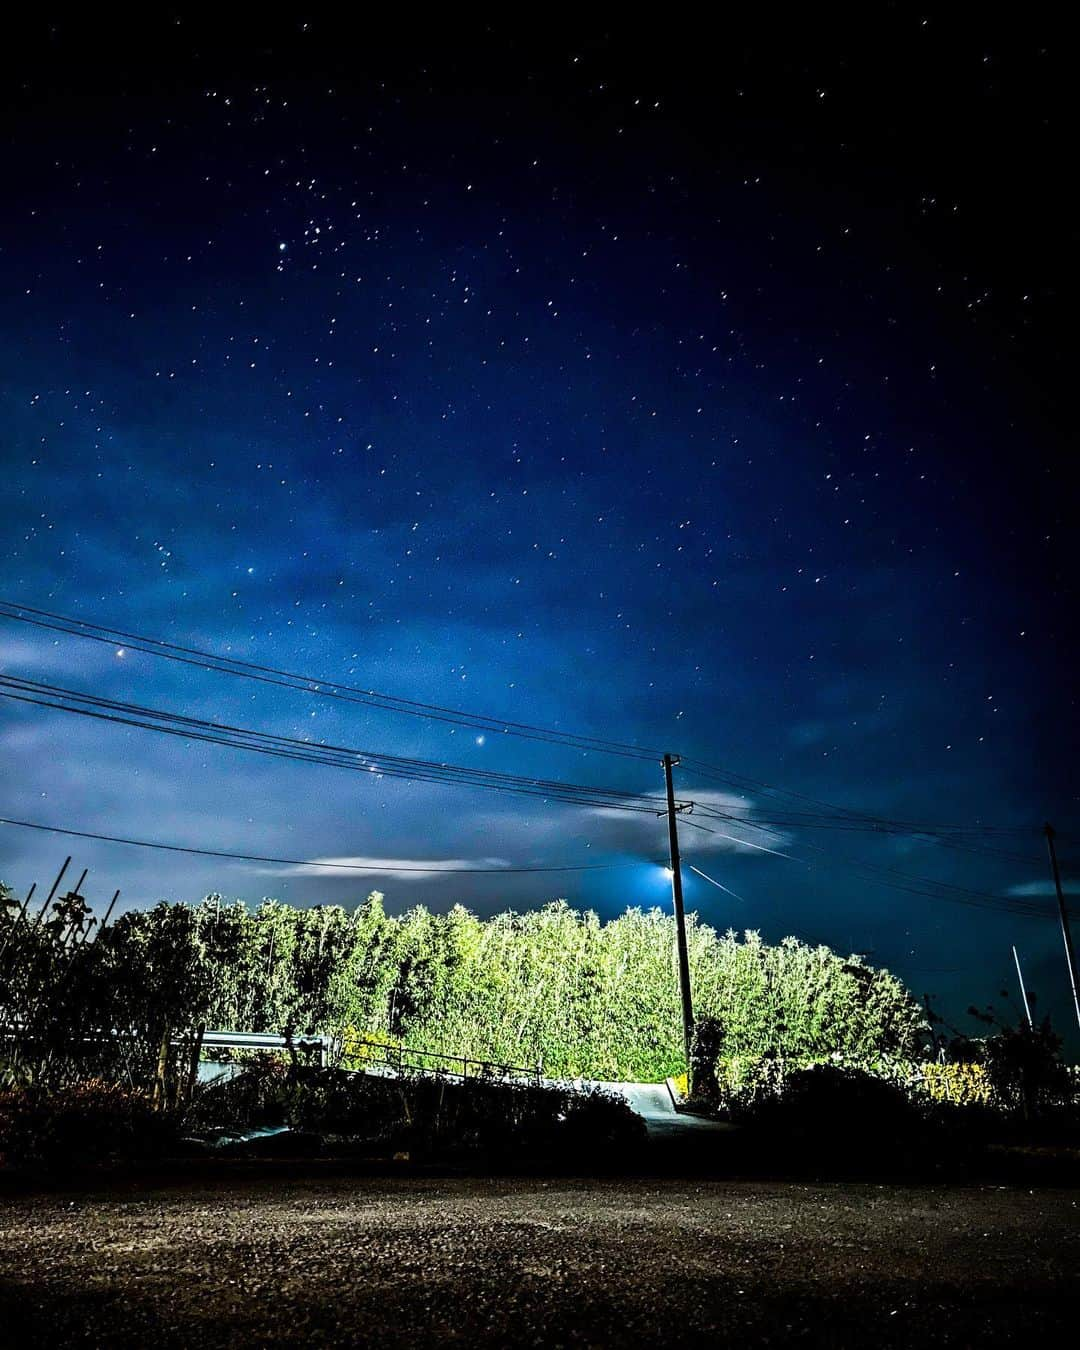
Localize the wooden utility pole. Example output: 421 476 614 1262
1012 945 1033 1028
1044 824 1080 1032
662 753 695 1074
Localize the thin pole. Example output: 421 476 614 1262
1012 945 1033 1028
662 753 695 1073
99 888 120 932
34 856 70 924
1045 824 1080 1032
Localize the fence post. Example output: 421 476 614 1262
151 1024 171 1111
184 1023 205 1108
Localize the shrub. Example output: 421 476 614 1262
188 1061 645 1160
0 1080 170 1170
689 1016 726 1102
714 1052 789 1115
921 1061 992 1107
734 1061 926 1164
979 1022 1074 1120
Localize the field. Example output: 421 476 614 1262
1 1172 1076 1347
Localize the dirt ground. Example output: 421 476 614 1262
1 1170 1076 1347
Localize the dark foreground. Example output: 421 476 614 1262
1 1172 1076 1347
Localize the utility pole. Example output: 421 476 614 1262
662 753 695 1075
1045 824 1080 1032
1012 945 1033 1028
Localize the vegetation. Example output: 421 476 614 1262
691 1021 1078 1156
1 884 927 1088
3 879 1075 1174
0 1079 170 1170
189 1059 646 1162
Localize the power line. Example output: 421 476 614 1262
678 803 1049 917
0 679 1052 919
688 796 1046 868
689 803 1054 919
3 600 1049 858
0 599 663 763
0 815 647 874
0 674 676 814
680 757 1037 833
0 679 1053 921
681 758 1045 864
682 816 804 861
5 598 1066 918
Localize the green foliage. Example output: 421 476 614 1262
3 884 927 1085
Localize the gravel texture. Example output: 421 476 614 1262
1 1170 1076 1346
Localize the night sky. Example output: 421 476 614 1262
2 14 1076 1042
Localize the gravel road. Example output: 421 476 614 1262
1 1172 1075 1346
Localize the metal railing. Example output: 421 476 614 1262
340 1032 544 1085
200 1029 544 1085
200 1029 332 1066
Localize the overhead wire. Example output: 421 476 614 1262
2 599 1065 916
0 816 649 874
0 674 676 814
681 758 1046 866
0 680 1057 919
1 599 1050 854
680 756 1038 834
688 803 1054 919
0 599 663 762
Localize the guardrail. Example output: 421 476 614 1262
200 1029 332 1067
201 1029 544 1085
4 1023 540 1085
341 1033 544 1085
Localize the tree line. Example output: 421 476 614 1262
1 884 926 1085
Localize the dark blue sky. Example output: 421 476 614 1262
2 14 1076 1042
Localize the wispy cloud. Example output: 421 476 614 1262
583 789 794 857
259 855 510 879
0 633 122 677
1007 879 1079 898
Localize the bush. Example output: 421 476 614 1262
921 1061 992 1107
689 1016 726 1102
761 1063 920 1135
979 1022 1074 1120
714 1052 789 1115
189 1061 646 1161
0 1080 170 1170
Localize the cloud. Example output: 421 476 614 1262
1007 880 1080 898
258 854 510 879
0 632 123 677
582 789 793 857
